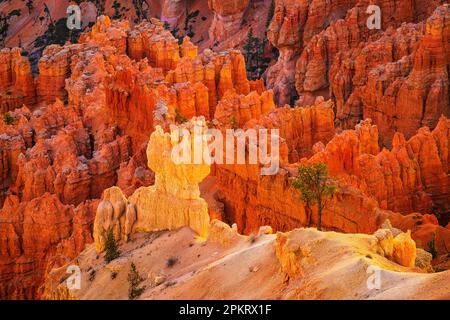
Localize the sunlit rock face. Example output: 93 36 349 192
213 99 450 256
43 222 447 300
0 193 97 299
0 0 449 301
94 118 211 253
0 14 271 299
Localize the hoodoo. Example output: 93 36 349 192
0 0 448 302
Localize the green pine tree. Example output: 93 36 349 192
427 233 438 259
292 163 337 231
26 0 33 14
243 28 270 80
104 229 120 263
3 112 14 125
264 0 275 44
127 262 145 299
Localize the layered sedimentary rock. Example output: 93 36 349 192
6 100 132 204
276 224 419 283
214 89 276 128
0 48 36 112
102 17 260 147
0 193 96 299
165 48 258 118
309 116 449 216
0 108 28 205
267 0 448 145
0 17 158 299
36 45 75 104
208 0 250 44
0 101 133 299
126 18 182 70
213 97 449 255
161 0 187 26
104 56 165 150
94 118 211 253
245 97 335 160
329 4 450 145
266 0 358 105
1 7 449 301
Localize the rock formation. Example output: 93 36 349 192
329 4 450 145
0 193 96 299
0 48 36 112
0 4 449 300
267 1 449 146
208 0 250 44
43 222 448 300
94 118 211 253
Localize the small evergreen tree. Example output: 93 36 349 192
428 233 438 259
292 163 337 231
26 0 33 14
3 112 14 125
243 28 269 80
127 262 145 299
104 229 120 263
264 0 275 43
112 1 122 19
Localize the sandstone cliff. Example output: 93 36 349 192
329 4 450 145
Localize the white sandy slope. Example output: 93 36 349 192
42 224 450 300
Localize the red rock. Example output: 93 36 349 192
214 110 449 252
208 0 250 44
0 193 96 299
161 0 188 27
330 5 450 145
36 45 75 105
0 10 448 300
0 47 36 112
214 89 276 128
126 19 181 71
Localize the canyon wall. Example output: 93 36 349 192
0 15 270 299
267 1 449 145
208 0 250 44
212 99 449 255
0 3 449 300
